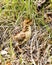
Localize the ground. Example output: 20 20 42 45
0 0 52 65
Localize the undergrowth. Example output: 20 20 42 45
0 0 52 65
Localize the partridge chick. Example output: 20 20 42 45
13 19 32 45
13 25 31 45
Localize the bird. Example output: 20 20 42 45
12 19 32 45
11 19 32 52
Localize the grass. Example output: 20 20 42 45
9 38 14 57
0 0 52 65
0 53 5 65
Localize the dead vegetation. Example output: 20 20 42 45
0 0 52 65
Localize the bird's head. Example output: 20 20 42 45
22 19 32 27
